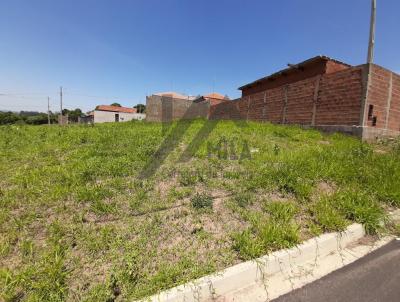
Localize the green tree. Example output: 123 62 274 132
0 111 22 125
25 113 49 125
134 104 146 113
68 108 83 123
110 103 121 107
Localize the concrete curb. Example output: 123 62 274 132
144 223 365 302
390 209 400 223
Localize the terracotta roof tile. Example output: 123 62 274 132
238 55 352 90
204 93 227 100
96 105 136 113
154 91 195 100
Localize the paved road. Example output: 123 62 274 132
273 239 400 302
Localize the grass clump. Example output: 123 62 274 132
190 193 213 210
264 201 298 223
395 224 400 237
232 218 300 260
233 206 300 260
334 189 385 234
231 230 264 260
311 197 348 232
311 189 385 234
233 192 253 208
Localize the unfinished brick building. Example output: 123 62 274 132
209 56 400 140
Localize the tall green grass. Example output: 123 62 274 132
0 120 399 301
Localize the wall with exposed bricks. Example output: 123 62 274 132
210 66 364 128
146 61 400 139
364 64 400 133
315 66 363 126
146 95 209 122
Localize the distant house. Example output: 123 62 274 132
146 91 230 122
194 93 230 106
92 105 145 123
154 91 196 101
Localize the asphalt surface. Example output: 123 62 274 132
273 239 400 302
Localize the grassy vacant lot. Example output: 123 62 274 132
1 119 400 301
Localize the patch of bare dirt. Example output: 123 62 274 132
319 140 331 145
314 181 337 198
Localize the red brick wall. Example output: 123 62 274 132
210 66 364 127
365 65 400 132
146 95 209 122
365 65 391 129
315 67 363 126
285 77 316 124
389 73 400 131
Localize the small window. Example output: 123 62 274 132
115 113 119 122
368 105 374 121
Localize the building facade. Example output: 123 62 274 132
146 92 214 122
92 105 145 123
209 56 400 140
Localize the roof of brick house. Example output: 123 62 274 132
238 55 351 91
95 105 136 113
204 93 228 100
193 92 230 105
154 91 196 100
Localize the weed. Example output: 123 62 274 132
334 189 385 234
311 197 348 232
20 239 35 259
75 184 113 203
263 201 298 223
307 221 323 236
191 193 213 210
395 224 400 237
179 169 200 186
233 192 253 208
91 199 117 215
233 218 300 260
167 187 191 200
232 230 264 260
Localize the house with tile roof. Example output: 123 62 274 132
92 105 145 123
194 92 230 106
146 91 230 122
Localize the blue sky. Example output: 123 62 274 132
0 0 399 112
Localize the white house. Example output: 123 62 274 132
91 105 145 123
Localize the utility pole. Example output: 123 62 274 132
47 96 51 125
367 0 377 64
60 86 63 115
